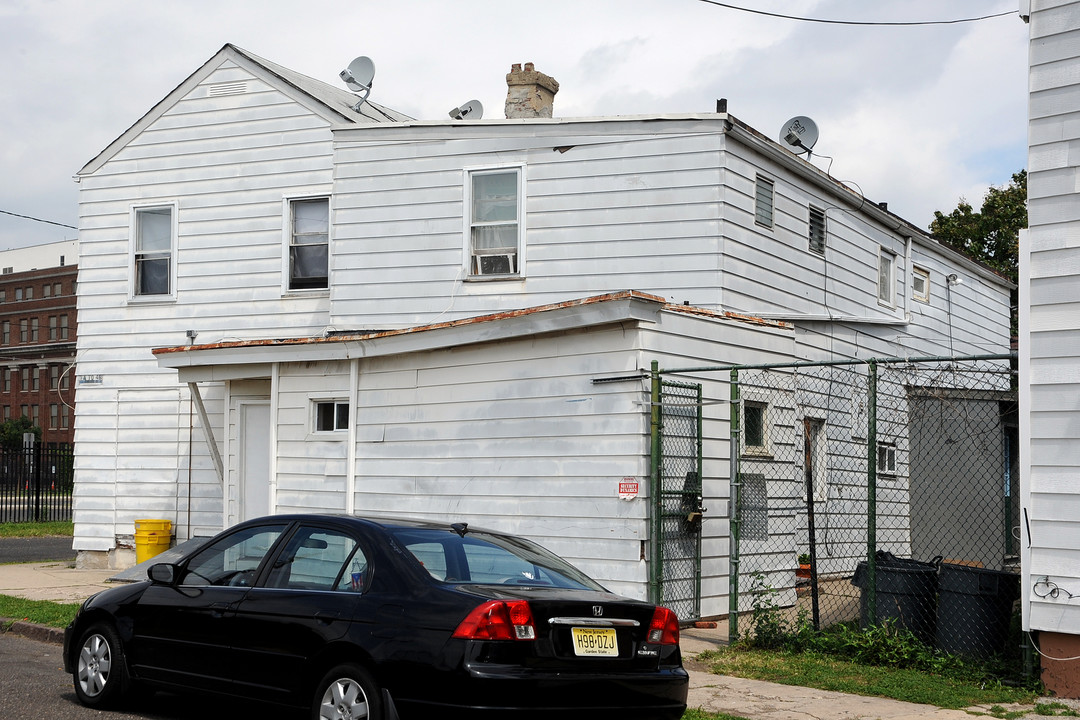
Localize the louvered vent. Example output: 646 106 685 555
208 81 248 97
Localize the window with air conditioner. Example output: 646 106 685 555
466 167 523 278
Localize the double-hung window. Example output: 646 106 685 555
287 197 330 291
877 247 896 306
467 167 522 277
132 204 175 298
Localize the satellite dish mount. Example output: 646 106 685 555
449 99 484 121
339 56 376 112
779 116 819 158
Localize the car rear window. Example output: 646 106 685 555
392 528 604 591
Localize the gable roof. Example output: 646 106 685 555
78 43 412 177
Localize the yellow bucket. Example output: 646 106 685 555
134 519 173 564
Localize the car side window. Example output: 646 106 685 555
265 526 367 592
180 525 287 587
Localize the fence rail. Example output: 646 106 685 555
0 443 74 523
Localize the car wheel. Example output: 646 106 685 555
73 622 129 708
312 663 382 720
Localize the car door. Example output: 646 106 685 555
225 523 371 703
129 523 288 693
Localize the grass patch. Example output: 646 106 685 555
0 521 73 538
0 594 79 628
697 647 1039 710
681 710 750 720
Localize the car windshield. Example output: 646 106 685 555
392 528 605 591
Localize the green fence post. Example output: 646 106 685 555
649 360 662 605
729 368 741 641
867 359 878 624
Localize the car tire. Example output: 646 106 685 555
312 663 382 720
72 622 130 708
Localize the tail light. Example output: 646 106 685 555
647 606 680 645
453 600 537 641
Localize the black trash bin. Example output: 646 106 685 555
935 563 1020 659
851 551 939 644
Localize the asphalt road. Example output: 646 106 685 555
0 535 75 563
0 632 300 720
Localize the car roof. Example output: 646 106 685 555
240 513 501 536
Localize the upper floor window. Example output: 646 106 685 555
754 175 774 228
286 197 329 291
467 167 523 277
912 266 930 303
132 204 175 298
877 247 896 306
809 206 826 254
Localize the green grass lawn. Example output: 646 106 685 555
0 521 73 538
0 594 79 628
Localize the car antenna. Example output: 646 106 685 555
451 522 469 538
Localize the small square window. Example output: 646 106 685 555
755 176 774 228
809 206 826 254
314 400 349 433
743 401 769 454
877 247 896 306
912 266 930 303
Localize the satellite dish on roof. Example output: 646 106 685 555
339 56 375 111
779 116 819 156
449 100 484 121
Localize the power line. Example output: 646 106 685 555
695 1 1015 27
0 209 77 230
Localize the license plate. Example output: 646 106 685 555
571 627 618 657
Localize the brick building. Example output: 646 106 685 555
0 240 77 446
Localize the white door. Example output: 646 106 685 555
239 402 272 521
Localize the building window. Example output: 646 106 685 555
60 315 69 340
25 287 33 300
1 321 7 345
30 319 38 343
19 320 27 343
743 401 770 455
313 399 349 433
2 369 9 393
912 266 930 303
133 205 175 297
877 247 896 306
15 288 22 301
49 404 58 430
286 197 330 291
54 283 62 296
755 175 774 228
50 365 59 391
49 316 58 341
877 441 897 476
467 167 522 277
61 404 70 428
20 368 28 392
43 284 51 298
32 367 40 392
809 206 826 254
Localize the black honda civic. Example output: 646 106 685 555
64 514 688 719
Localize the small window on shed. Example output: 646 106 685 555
743 401 770 455
313 399 349 433
809 206 826 254
755 176 774 228
912 266 930 303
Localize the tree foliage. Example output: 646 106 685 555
929 170 1026 283
0 416 42 451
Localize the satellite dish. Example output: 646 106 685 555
449 100 484 121
779 116 819 155
339 56 375 111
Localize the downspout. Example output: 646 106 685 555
728 367 741 641
346 358 359 515
269 364 280 513
903 236 913 322
187 382 224 482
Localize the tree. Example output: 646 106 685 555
929 170 1026 283
0 416 42 451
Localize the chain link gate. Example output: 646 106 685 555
649 368 704 622
727 354 1020 664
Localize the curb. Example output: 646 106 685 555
1 618 64 645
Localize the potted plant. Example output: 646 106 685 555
796 553 811 578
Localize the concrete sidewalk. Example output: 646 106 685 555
0 561 1063 720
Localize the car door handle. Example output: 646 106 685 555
314 611 338 626
210 602 232 618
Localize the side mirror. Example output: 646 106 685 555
148 563 179 586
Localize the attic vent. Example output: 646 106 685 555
208 81 248 97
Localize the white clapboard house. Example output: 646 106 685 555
73 44 1012 617
1022 0 1080 696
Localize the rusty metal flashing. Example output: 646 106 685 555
663 303 791 329
154 290 667 359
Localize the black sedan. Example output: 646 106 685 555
64 514 689 719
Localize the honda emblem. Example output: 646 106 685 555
592 605 604 617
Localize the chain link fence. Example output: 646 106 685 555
730 355 1020 662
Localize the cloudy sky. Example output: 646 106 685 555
1 0 1027 251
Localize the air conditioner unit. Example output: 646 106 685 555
474 253 516 276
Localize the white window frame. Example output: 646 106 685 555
311 398 350 434
282 194 331 294
876 441 897 476
912 265 930 303
804 417 828 502
809 205 826 255
464 165 525 279
755 175 774 228
877 246 896 307
129 202 178 301
742 399 771 456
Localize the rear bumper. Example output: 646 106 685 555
395 665 689 719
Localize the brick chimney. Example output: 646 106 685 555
504 62 559 119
